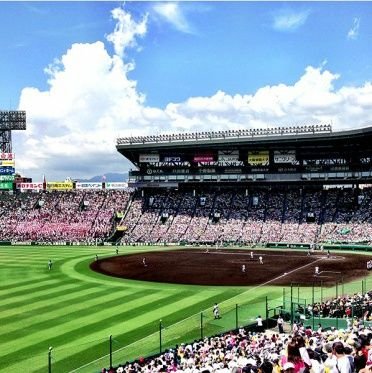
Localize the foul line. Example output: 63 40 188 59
69 256 325 373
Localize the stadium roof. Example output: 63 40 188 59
116 124 372 166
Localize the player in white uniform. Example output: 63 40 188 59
259 256 263 264
213 303 221 319
315 266 319 275
242 264 246 273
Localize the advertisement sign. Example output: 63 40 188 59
47 182 73 190
218 150 239 162
274 150 296 164
16 182 43 190
0 181 13 190
248 151 269 166
0 152 15 160
76 182 102 190
105 182 128 189
161 155 182 162
139 154 160 163
0 167 15 175
0 160 15 167
194 153 214 162
0 175 15 182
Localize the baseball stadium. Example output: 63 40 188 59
0 112 371 373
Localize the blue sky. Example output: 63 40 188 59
0 1 371 180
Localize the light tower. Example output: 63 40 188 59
0 110 26 153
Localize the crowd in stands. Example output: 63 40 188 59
120 187 372 246
1 187 372 245
309 291 372 320
0 189 131 243
103 292 372 373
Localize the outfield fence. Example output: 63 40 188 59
41 276 372 373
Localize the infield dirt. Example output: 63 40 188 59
91 249 370 287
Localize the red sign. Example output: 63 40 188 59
16 182 43 190
0 153 15 160
194 154 214 162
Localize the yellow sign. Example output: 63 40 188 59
47 181 73 190
116 225 127 232
0 160 15 167
248 151 269 166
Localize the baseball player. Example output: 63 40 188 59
259 256 263 264
213 303 221 319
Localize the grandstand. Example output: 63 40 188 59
1 124 372 246
1 123 371 373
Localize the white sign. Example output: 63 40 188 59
274 150 296 164
105 182 128 189
76 182 102 189
139 154 160 163
218 150 239 162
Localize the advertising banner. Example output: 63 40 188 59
0 160 15 167
248 151 269 166
0 175 15 182
274 150 296 164
16 182 43 190
194 153 214 162
105 182 128 189
161 155 182 162
76 182 102 190
47 181 73 190
0 181 13 190
139 154 160 163
218 150 239 162
0 167 15 175
0 152 15 160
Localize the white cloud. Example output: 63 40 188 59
272 9 310 31
161 65 372 133
106 6 148 58
14 6 372 181
347 17 360 40
152 2 192 34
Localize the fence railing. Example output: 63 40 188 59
42 277 371 373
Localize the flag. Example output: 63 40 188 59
43 174 46 190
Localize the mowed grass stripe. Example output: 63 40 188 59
0 276 71 297
44 289 237 373
0 288 154 340
10 289 231 373
0 274 54 291
0 282 95 320
0 281 85 308
0 289 187 362
0 283 126 327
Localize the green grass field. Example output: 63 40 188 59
0 245 370 373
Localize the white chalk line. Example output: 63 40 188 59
70 254 327 372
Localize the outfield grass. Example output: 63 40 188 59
0 245 370 373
